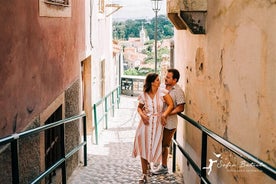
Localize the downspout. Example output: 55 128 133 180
170 39 174 68
90 0 94 49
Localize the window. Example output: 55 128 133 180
39 0 71 17
44 0 70 7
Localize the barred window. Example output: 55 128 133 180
44 0 69 7
40 0 71 17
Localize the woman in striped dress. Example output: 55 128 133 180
132 73 173 183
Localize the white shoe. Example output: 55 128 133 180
151 163 159 170
152 165 168 175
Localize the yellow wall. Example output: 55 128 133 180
172 1 276 183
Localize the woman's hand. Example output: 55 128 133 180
141 113 150 125
138 103 150 125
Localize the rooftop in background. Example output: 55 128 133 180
112 0 166 20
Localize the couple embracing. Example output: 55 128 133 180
132 69 185 183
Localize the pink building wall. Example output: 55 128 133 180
0 0 85 138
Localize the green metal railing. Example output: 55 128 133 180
172 113 276 183
0 112 87 184
93 86 120 144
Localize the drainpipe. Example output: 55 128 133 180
170 39 174 68
90 0 94 49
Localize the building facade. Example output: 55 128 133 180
168 0 275 183
88 0 121 139
0 0 122 183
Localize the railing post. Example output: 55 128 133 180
83 116 87 166
61 124 66 184
11 139 19 184
105 97 108 129
112 91 115 117
93 104 98 144
117 86 120 108
172 131 177 172
201 132 208 184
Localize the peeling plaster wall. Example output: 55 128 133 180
174 0 276 183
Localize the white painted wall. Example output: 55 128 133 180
89 0 117 102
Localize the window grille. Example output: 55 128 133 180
44 0 69 7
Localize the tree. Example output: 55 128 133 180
113 15 173 40
113 16 173 75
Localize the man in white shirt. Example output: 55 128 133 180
153 68 185 174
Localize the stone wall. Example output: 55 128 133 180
65 79 81 179
0 145 12 183
0 118 41 184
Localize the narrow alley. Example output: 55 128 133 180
68 95 184 184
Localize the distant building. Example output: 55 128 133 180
139 25 149 45
119 25 170 73
160 38 172 49
123 46 147 68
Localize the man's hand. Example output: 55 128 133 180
161 114 167 126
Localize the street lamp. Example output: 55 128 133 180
151 0 162 73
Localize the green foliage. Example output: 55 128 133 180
113 22 126 40
113 15 173 40
158 47 169 58
124 67 155 76
138 67 155 75
124 68 139 75
141 45 153 55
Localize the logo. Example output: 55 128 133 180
202 152 262 175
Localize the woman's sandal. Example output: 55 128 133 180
138 174 148 183
147 164 152 176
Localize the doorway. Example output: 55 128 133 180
44 105 63 184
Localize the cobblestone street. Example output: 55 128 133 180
68 95 184 184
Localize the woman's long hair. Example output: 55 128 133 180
143 73 158 93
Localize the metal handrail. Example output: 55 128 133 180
93 86 120 144
173 112 276 183
0 111 87 184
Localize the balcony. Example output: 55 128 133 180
167 0 207 34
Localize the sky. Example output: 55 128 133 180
112 0 166 20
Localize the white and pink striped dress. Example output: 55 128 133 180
132 87 168 163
